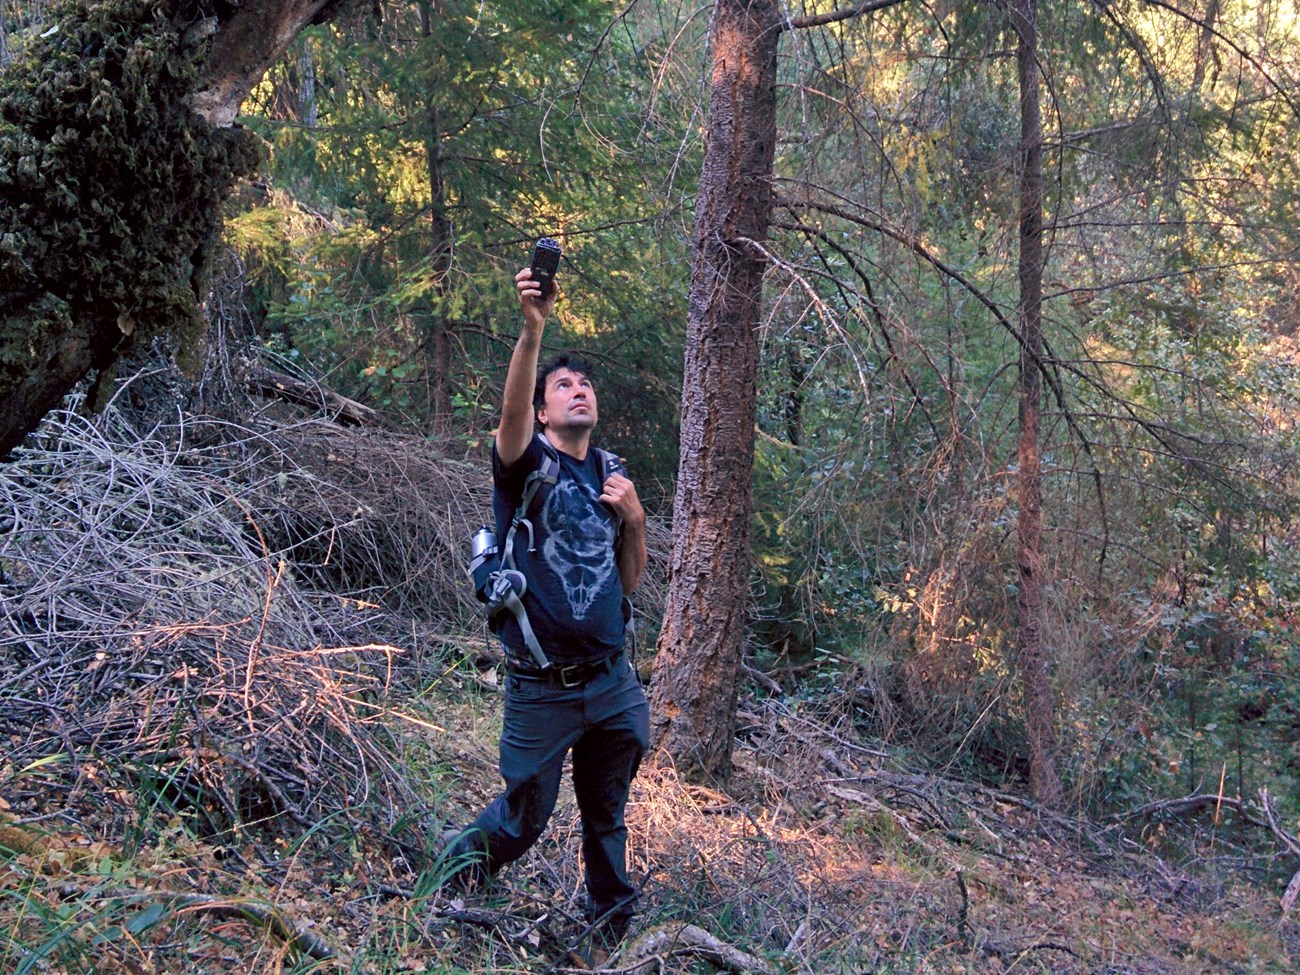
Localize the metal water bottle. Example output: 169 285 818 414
470 525 497 572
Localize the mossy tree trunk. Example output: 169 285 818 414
0 0 354 457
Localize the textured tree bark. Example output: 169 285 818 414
1011 0 1062 805
648 0 781 783
186 0 349 128
0 0 352 457
418 0 455 436
0 302 114 456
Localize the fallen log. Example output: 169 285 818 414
247 364 384 427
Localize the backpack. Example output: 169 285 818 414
467 435 627 669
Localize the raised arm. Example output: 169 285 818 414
496 268 558 467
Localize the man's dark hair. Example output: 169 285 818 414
533 353 594 413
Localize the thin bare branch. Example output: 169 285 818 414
782 0 911 32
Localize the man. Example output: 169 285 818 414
443 263 650 950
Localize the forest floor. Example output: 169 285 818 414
2 404 1297 974
3 662 1297 975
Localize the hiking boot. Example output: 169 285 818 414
431 825 487 892
585 913 631 964
433 826 462 854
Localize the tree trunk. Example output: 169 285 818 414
0 0 353 458
299 41 319 127
187 0 349 128
648 0 780 784
0 7 10 69
1011 0 1062 805
785 336 806 447
418 0 455 435
0 300 117 454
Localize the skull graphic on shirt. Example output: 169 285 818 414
541 477 617 620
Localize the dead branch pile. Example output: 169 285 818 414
0 406 438 845
0 394 669 854
210 415 493 625
187 408 669 639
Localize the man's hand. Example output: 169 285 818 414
604 472 648 594
600 473 644 528
516 267 558 333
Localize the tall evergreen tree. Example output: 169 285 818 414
1008 0 1061 804
648 0 781 782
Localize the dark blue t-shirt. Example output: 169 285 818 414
491 434 626 664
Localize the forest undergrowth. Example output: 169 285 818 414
2 398 1297 974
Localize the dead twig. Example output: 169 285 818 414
1115 793 1269 831
82 888 334 962
1258 788 1300 858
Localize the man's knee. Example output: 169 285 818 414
502 777 558 841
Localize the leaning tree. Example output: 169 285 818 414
0 0 355 456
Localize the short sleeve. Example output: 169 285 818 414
492 434 545 501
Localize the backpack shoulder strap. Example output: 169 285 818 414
521 435 561 513
592 446 625 480
501 435 560 565
592 446 627 531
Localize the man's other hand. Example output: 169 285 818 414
600 473 645 528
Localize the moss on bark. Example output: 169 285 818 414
0 0 261 386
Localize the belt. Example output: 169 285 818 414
509 653 622 689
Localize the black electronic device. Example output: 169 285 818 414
529 237 562 298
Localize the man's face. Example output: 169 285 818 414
537 367 598 433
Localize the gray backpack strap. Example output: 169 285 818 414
597 449 636 660
490 435 561 669
593 447 626 531
485 569 550 669
501 436 560 568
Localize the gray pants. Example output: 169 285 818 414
451 653 650 927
